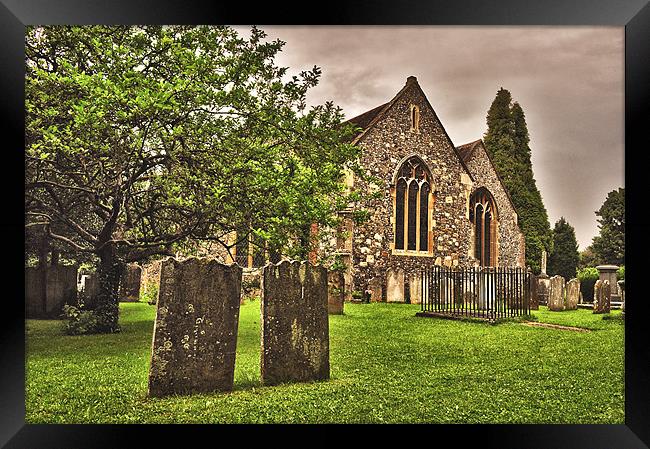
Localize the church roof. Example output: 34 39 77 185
456 139 483 163
456 139 519 216
344 76 474 181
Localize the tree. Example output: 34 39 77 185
548 217 580 280
591 187 625 265
26 25 361 333
483 89 552 273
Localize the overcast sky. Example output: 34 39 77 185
238 26 624 251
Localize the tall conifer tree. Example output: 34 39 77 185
483 89 552 273
548 217 580 280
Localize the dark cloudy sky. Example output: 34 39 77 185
238 26 624 251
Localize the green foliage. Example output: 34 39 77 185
578 246 600 270
28 302 623 423
483 89 552 272
548 217 580 280
26 26 363 332
61 305 100 335
617 265 624 280
591 188 625 265
139 282 159 305
577 267 599 302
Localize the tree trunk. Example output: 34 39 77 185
38 231 49 316
94 243 123 333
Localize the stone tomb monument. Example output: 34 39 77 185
565 278 580 310
261 260 330 386
148 258 242 397
596 265 621 303
593 279 611 314
548 275 566 311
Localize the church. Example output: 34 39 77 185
331 76 526 303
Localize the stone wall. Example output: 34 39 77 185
26 265 78 318
119 263 142 302
261 261 329 386
148 258 242 397
462 142 526 268
141 259 163 304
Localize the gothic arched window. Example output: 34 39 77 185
393 156 432 253
469 188 498 266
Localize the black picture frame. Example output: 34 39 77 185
2 1 648 447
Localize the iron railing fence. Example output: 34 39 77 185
420 265 531 321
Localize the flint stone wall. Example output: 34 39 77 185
261 261 330 386
349 78 525 295
119 264 142 302
593 279 611 314
26 265 78 318
148 258 242 397
565 278 580 310
548 275 566 311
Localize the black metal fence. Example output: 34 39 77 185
419 266 530 321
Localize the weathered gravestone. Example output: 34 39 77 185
327 269 345 315
593 279 611 314
529 273 539 310
368 277 383 302
408 272 423 305
386 268 405 302
119 264 142 302
596 265 621 302
565 278 580 310
548 275 566 311
261 260 329 386
148 258 242 397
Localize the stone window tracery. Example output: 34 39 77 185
469 188 498 266
393 156 432 254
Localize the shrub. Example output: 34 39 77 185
140 282 159 305
61 304 100 335
617 265 625 280
577 267 599 302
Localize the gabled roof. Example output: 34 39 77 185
456 139 519 215
344 76 474 181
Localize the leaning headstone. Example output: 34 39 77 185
119 264 142 302
261 260 329 386
80 274 99 309
548 275 566 311
327 270 345 315
565 278 580 310
148 258 242 397
368 277 383 302
386 268 405 303
593 279 611 314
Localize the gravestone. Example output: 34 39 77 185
593 279 611 314
261 260 329 386
368 277 383 302
386 268 405 302
119 264 142 302
548 275 566 311
409 272 423 305
26 265 78 318
565 278 580 310
148 258 242 397
529 273 539 310
327 270 345 315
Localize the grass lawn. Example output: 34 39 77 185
25 301 624 424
